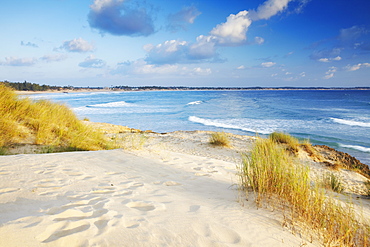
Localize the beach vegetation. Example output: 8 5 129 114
0 83 111 151
209 131 231 147
321 172 344 193
365 181 370 196
269 131 300 154
112 133 147 150
239 135 370 246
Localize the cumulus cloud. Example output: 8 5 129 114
2 56 37 66
188 35 218 60
345 63 370 71
249 0 292 21
79 55 106 68
21 41 38 48
59 38 94 52
323 66 337 79
210 11 252 46
261 61 276 67
145 40 188 64
40 54 67 62
142 0 302 65
167 6 201 32
88 0 155 36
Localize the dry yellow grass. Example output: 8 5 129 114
0 83 111 151
239 136 370 246
209 131 231 147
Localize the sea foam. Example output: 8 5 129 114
187 101 202 105
87 101 134 108
331 118 370 127
188 116 272 134
339 144 370 153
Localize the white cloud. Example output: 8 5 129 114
254 36 265 45
142 0 303 65
210 10 252 46
79 55 106 68
318 56 342 62
40 54 67 62
60 38 94 53
112 59 212 77
145 40 188 64
318 58 329 63
2 56 37 66
237 65 246 70
261 62 276 67
332 56 342 61
324 66 337 79
188 35 217 60
193 67 212 75
249 0 292 21
345 63 370 71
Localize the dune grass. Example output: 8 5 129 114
269 131 301 154
0 83 111 151
239 135 370 246
209 131 231 147
321 172 344 193
112 133 148 150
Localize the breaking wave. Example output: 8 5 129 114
188 116 273 134
339 144 370 153
187 101 202 105
87 101 135 108
330 118 370 127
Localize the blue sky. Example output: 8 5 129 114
1 0 370 87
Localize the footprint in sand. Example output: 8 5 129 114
0 187 20 195
189 205 200 212
163 181 182 186
0 170 10 175
126 201 156 211
36 221 90 243
193 223 241 244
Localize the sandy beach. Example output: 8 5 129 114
0 126 369 246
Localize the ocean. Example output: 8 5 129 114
30 89 370 166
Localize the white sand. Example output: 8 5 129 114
0 144 320 246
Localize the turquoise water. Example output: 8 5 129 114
30 90 370 165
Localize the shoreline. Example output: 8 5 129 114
15 86 370 95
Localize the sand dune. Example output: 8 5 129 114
0 146 319 246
